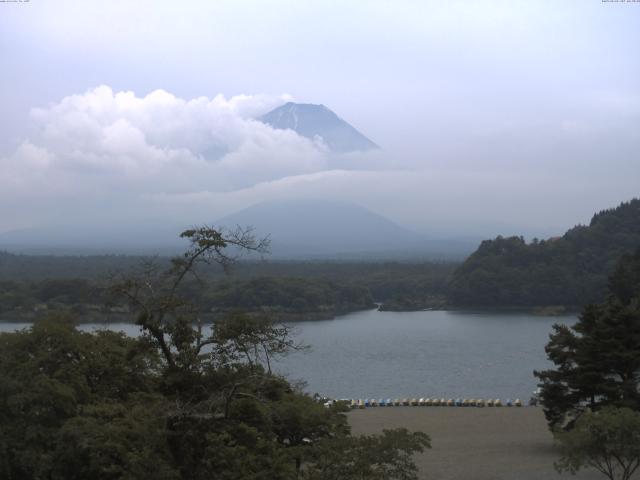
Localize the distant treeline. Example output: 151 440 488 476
204 277 374 319
0 259 457 320
6 199 636 315
449 199 640 308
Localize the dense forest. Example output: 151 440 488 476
449 199 640 308
0 276 375 322
535 247 640 429
205 277 374 319
0 227 430 479
0 255 455 320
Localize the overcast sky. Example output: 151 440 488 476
1 0 638 238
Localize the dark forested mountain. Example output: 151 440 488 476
258 102 378 152
449 199 640 307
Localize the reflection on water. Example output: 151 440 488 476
0 309 575 400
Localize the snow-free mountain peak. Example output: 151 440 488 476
216 198 419 258
258 102 378 153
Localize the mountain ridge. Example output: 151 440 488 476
0 199 474 259
216 198 421 258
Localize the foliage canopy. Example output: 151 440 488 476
0 226 430 479
535 248 640 429
450 199 640 307
554 407 640 480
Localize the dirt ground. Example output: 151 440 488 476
348 407 630 480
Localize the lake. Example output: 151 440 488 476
0 309 575 401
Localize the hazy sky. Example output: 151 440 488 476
1 0 639 238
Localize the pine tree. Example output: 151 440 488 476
535 248 640 429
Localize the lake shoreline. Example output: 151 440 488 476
0 304 579 323
1 309 576 400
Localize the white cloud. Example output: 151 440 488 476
145 166 640 240
0 86 390 231
0 86 334 198
1 84 637 237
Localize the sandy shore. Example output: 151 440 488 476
349 407 627 480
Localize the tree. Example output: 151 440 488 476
51 396 180 480
554 407 640 480
301 428 431 480
0 316 164 479
110 225 271 373
0 226 432 479
534 248 640 429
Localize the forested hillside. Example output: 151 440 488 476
449 199 640 307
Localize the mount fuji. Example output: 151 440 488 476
258 102 378 153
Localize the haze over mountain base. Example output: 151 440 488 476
0 199 477 259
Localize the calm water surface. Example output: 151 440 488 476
275 309 575 400
0 309 575 400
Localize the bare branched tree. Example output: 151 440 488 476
110 225 270 370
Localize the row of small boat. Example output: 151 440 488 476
348 398 523 408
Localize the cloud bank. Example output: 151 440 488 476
2 86 336 198
1 85 638 239
0 86 358 230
